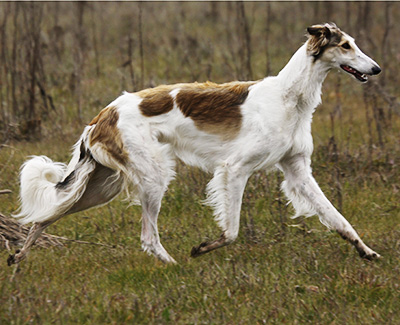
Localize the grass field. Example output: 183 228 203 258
1 113 399 323
1 2 400 324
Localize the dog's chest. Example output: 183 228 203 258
281 110 314 157
247 108 314 167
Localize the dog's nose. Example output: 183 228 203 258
371 66 382 75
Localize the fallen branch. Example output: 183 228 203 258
44 233 115 248
0 213 63 249
0 213 114 250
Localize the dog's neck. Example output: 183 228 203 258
277 43 331 113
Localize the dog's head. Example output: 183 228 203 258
307 23 381 82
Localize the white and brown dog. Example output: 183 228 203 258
9 23 381 265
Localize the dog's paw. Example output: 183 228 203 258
190 241 209 258
7 250 23 266
7 254 16 266
359 249 381 261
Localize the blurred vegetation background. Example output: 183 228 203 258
0 2 399 144
0 2 399 323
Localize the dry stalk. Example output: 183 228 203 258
0 213 115 250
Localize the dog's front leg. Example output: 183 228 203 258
278 155 380 260
191 165 249 257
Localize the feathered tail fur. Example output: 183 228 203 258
12 123 104 225
13 143 97 225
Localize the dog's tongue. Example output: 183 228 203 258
340 65 368 82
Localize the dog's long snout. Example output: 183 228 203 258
371 65 382 75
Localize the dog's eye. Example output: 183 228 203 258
341 43 351 50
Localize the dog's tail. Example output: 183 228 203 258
13 128 99 225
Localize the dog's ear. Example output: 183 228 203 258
307 25 331 38
307 24 332 57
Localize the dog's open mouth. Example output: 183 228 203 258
340 65 368 82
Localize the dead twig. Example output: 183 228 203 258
0 213 63 248
0 213 114 250
44 233 115 248
0 233 11 251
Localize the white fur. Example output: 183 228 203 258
12 24 381 265
15 156 67 224
14 145 97 225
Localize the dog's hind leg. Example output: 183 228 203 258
139 181 176 264
7 219 60 265
279 154 380 260
8 163 124 266
191 164 249 257
131 150 176 263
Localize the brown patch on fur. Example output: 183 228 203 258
138 89 174 117
134 81 258 140
176 81 257 140
89 106 128 165
307 23 343 60
136 84 177 98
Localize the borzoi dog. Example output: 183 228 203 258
8 23 381 266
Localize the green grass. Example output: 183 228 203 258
0 131 399 324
